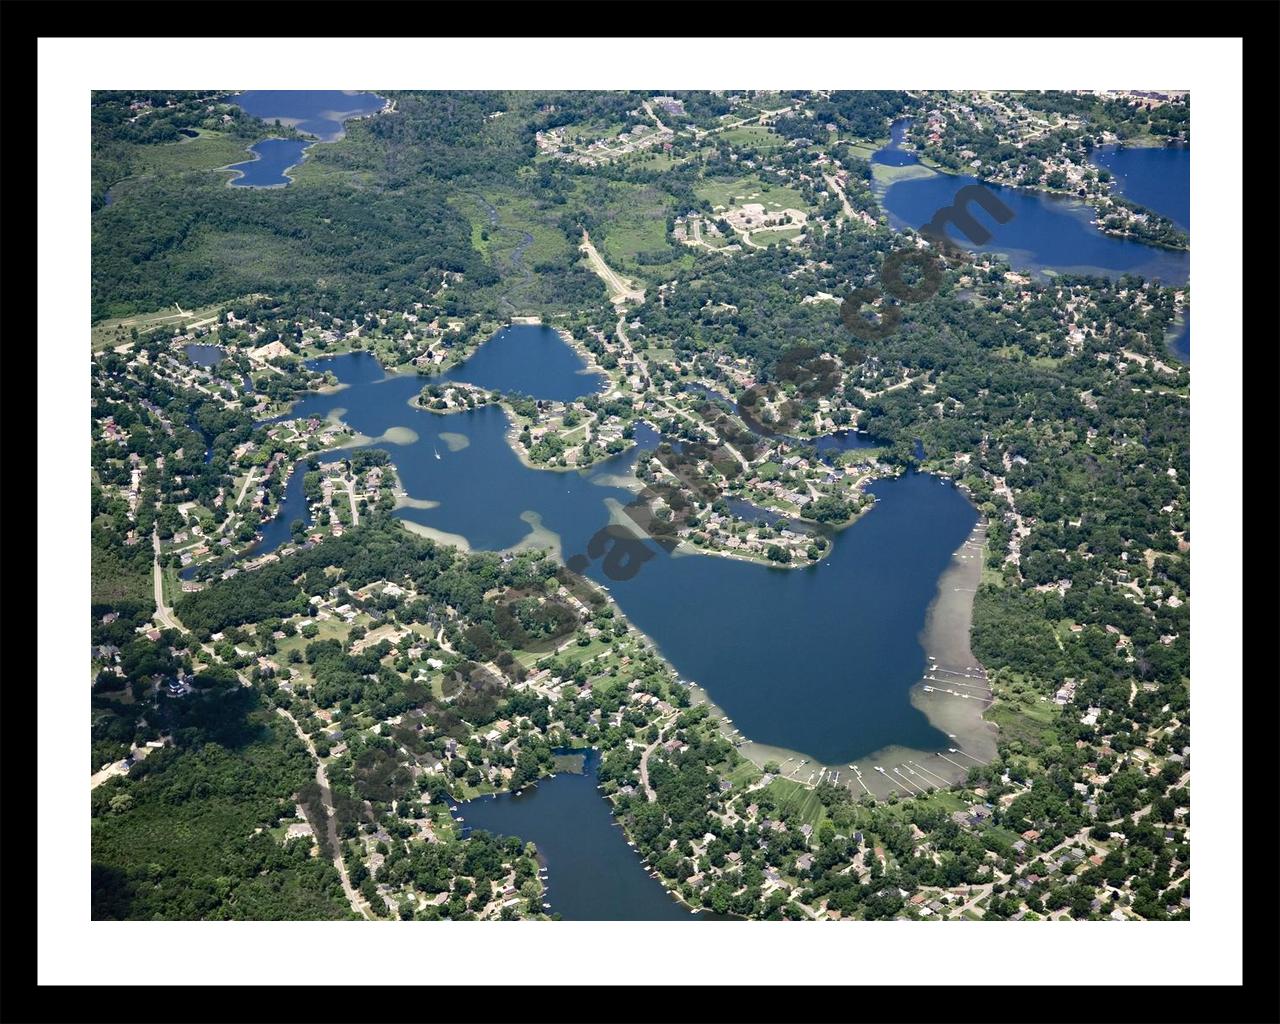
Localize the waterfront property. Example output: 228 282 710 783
875 121 1189 284
1089 143 1190 231
459 750 708 920
251 327 982 768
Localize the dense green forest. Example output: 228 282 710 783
91 90 628 322
91 88 1190 922
91 91 301 212
92 686 354 920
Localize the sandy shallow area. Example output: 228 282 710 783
318 387 996 802
688 518 997 801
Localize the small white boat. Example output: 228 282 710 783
434 446 441 460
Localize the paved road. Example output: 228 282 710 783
151 528 183 631
139 542 371 919
823 172 855 220
638 727 670 804
344 476 360 526
277 706 373 920
235 467 257 508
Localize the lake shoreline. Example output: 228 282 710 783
267 341 992 796
875 122 1190 266
676 515 995 801
218 136 317 189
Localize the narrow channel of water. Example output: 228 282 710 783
458 750 715 920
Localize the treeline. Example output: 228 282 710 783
173 517 552 638
800 91 912 139
635 206 1189 716
92 175 482 322
91 91 298 211
1020 90 1190 143
1101 196 1189 251
91 693 354 920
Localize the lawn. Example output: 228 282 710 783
764 777 827 829
882 789 968 820
718 125 787 152
275 617 351 662
723 757 763 791
749 227 804 247
91 300 228 352
161 566 181 608
695 175 809 214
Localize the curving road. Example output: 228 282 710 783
144 529 370 919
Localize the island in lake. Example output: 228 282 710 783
89 88 1191 924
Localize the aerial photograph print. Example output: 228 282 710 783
86 82 1197 929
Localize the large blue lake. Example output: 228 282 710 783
232 90 385 142
438 324 607 401
183 323 976 920
253 325 973 766
226 139 312 188
877 120 1189 285
1090 143 1190 231
227 90 384 187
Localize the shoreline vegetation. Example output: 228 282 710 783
885 143 1189 252
217 91 396 187
216 136 315 190
310 321 909 572
680 517 995 797
280 379 993 794
92 89 1190 922
890 94 1187 252
226 320 995 787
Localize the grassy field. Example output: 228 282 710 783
987 692 1059 751
161 566 182 608
764 777 827 829
641 345 679 364
129 130 254 177
100 131 258 210
984 823 1024 850
749 227 804 247
557 119 628 147
617 150 681 173
844 140 885 160
91 300 228 352
869 161 938 191
576 180 691 280
718 125 787 152
694 175 809 214
274 617 352 664
460 187 571 269
724 757 763 791
598 215 667 261
881 788 968 820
